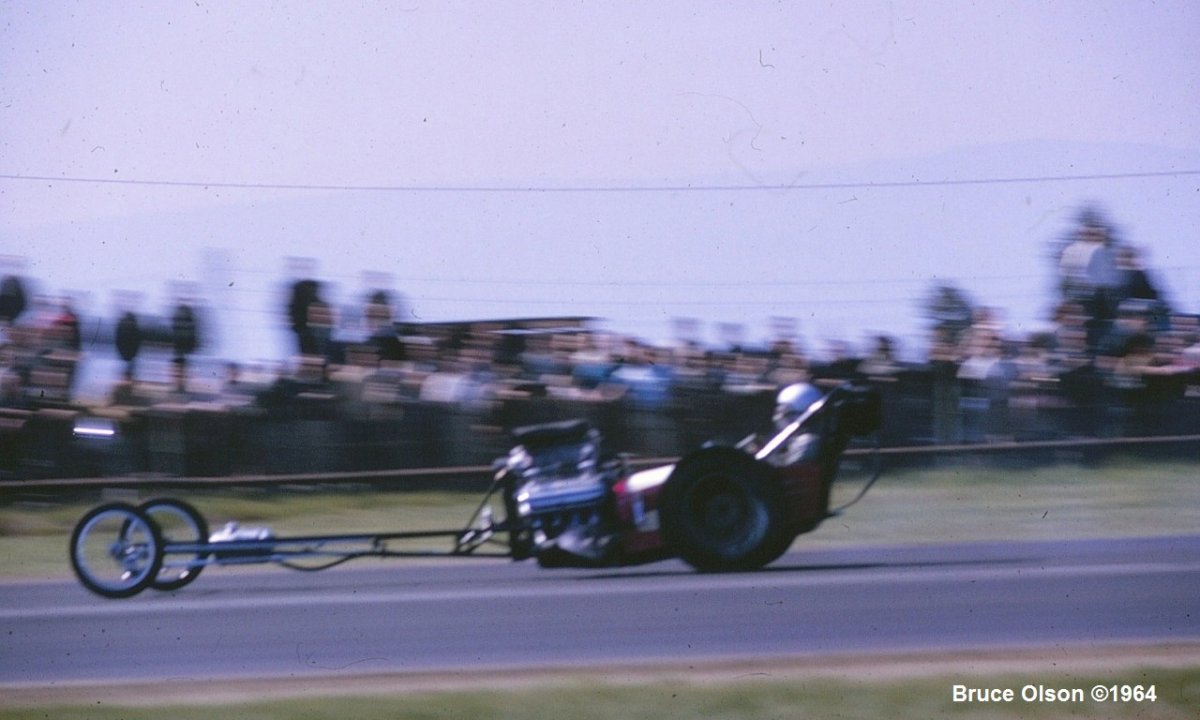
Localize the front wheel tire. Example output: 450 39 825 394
138 498 209 592
660 447 793 572
70 502 163 599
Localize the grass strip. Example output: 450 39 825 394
3 666 1198 719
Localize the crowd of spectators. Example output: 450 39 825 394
1 209 1198 478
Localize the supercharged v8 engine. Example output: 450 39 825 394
502 420 618 566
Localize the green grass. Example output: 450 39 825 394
3 668 1198 719
814 456 1200 549
2 457 1199 579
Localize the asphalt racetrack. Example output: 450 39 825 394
2 535 1198 687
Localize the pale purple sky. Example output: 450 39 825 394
2 1 1198 359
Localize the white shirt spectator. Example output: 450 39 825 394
1060 227 1120 293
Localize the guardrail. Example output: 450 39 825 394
3 433 1197 493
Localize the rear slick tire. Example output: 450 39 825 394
660 446 793 572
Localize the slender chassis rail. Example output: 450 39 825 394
160 527 513 570
138 474 516 587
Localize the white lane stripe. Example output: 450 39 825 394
3 560 1199 621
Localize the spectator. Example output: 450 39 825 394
1116 246 1161 304
858 334 901 381
1009 332 1060 439
1051 301 1088 352
1059 213 1121 350
569 332 614 391
764 340 810 387
927 326 962 444
286 277 322 355
220 362 255 404
31 298 83 403
306 295 335 361
363 289 393 334
721 350 771 395
51 298 82 353
1168 315 1200 374
812 340 862 389
604 341 675 454
1115 246 1170 331
419 350 472 404
607 341 672 409
1096 301 1154 372
1104 329 1189 436
167 357 191 400
957 322 1015 442
115 310 142 381
0 267 29 326
170 299 200 390
365 289 405 363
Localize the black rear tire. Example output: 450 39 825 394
660 447 793 572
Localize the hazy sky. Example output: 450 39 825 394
2 1 1199 359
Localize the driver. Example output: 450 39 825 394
770 383 824 464
773 382 823 428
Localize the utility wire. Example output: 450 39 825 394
222 264 1200 289
224 266 1048 287
2 168 1199 193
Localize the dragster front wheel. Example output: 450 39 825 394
138 498 209 592
70 502 163 599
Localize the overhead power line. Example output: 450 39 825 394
1 168 1198 193
226 266 1051 287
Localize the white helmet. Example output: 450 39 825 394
773 383 824 428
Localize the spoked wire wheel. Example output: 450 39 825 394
138 498 209 592
69 502 163 599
